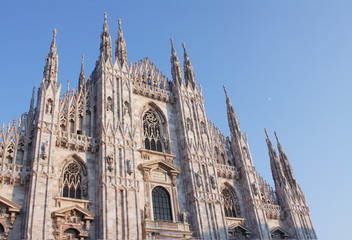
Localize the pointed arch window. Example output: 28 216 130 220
152 186 172 222
62 162 82 199
143 111 162 152
222 188 237 218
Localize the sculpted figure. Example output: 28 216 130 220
144 203 150 219
41 141 48 160
196 172 203 187
210 175 216 190
181 210 187 223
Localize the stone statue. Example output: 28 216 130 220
126 159 133 175
106 154 114 172
41 141 48 160
196 172 203 187
162 136 169 150
180 210 187 223
210 175 216 190
144 203 150 219
46 100 53 114
82 180 88 197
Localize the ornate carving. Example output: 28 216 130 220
52 206 94 240
0 196 21 240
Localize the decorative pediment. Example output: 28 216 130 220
227 223 251 239
139 159 181 175
139 159 181 186
0 196 21 240
52 204 94 220
270 227 289 239
52 205 94 240
0 196 20 213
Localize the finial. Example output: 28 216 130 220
264 128 269 139
118 18 122 26
81 54 85 69
104 12 107 23
182 42 186 50
223 85 228 95
67 80 70 92
170 38 174 47
53 29 57 39
274 131 280 142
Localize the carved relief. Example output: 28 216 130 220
52 206 94 240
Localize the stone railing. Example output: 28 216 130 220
132 82 173 103
264 203 283 220
0 163 30 184
215 164 239 179
143 219 193 239
56 131 98 153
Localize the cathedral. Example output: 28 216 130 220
0 13 317 240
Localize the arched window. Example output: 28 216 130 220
143 111 162 152
222 188 237 218
62 162 83 199
152 187 172 222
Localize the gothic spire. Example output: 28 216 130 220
265 129 287 186
78 54 86 91
274 131 297 188
100 12 112 62
182 42 197 89
224 86 241 136
29 87 36 116
115 18 127 66
170 38 184 86
43 29 59 85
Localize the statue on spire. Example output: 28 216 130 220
182 42 197 89
115 18 127 67
224 86 241 135
100 12 112 63
43 28 59 85
78 54 86 91
170 38 183 86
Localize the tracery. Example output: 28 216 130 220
222 188 237 218
62 162 82 199
143 111 162 152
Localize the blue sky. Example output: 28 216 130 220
0 1 351 238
